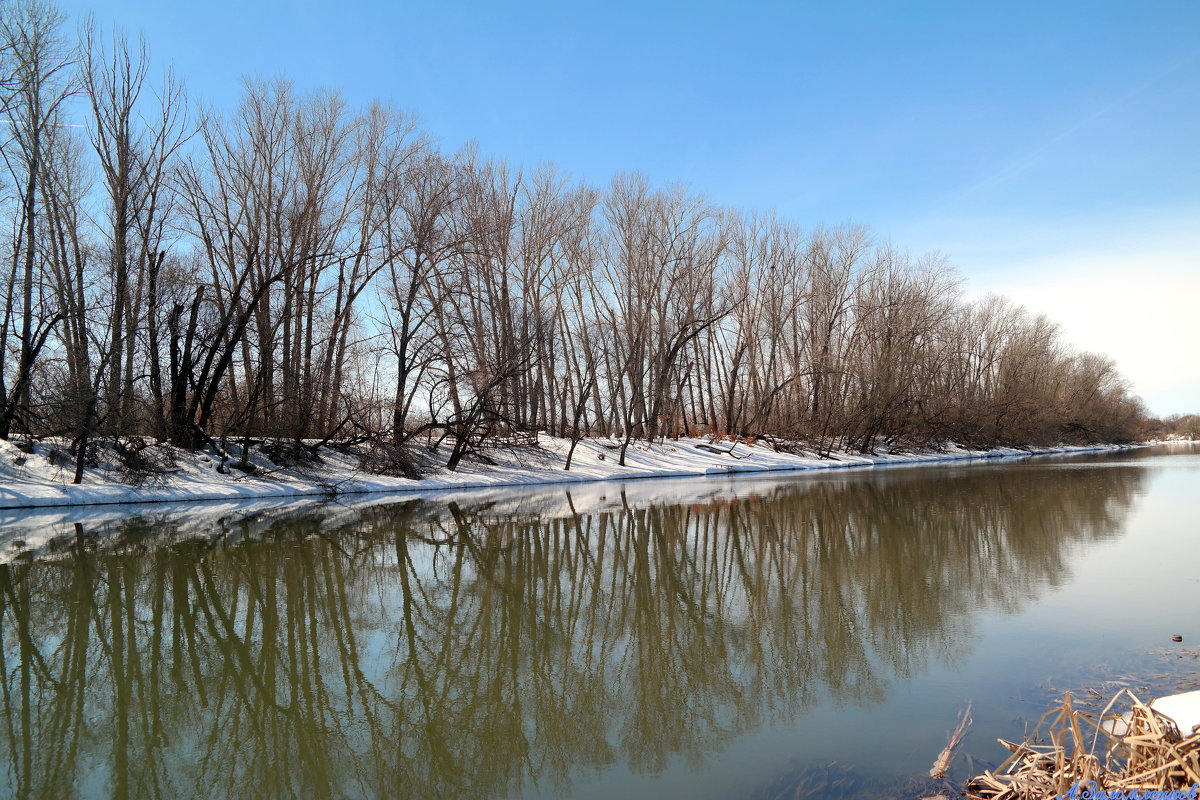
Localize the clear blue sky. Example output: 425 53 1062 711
56 0 1200 415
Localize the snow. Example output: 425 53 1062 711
0 435 1136 564
1101 690 1200 738
0 433 1128 514
1151 690 1200 735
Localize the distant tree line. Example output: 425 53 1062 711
1147 414 1200 440
0 0 1147 474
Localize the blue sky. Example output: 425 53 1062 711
57 0 1200 415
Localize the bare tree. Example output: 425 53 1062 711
597 175 733 463
78 19 189 442
378 145 461 443
0 0 72 438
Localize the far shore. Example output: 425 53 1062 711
0 434 1142 513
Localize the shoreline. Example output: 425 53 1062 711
0 435 1139 513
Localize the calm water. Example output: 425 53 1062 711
1 445 1198 799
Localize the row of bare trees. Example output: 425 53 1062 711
0 0 1146 474
1148 414 1200 440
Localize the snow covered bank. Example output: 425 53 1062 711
0 434 1133 513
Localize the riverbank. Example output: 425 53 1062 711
0 433 1135 512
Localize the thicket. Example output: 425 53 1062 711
1147 414 1200 440
0 0 1147 477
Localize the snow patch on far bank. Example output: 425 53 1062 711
0 434 1130 513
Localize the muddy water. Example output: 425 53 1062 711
1 445 1197 799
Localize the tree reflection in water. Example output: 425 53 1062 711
0 464 1144 799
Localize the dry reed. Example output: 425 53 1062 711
964 690 1200 799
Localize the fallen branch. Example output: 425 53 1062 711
931 700 973 779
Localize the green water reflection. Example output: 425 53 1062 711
0 461 1147 799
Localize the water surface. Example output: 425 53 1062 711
1 445 1197 799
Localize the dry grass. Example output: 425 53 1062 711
965 690 1200 799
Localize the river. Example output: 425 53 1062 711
1 444 1197 799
